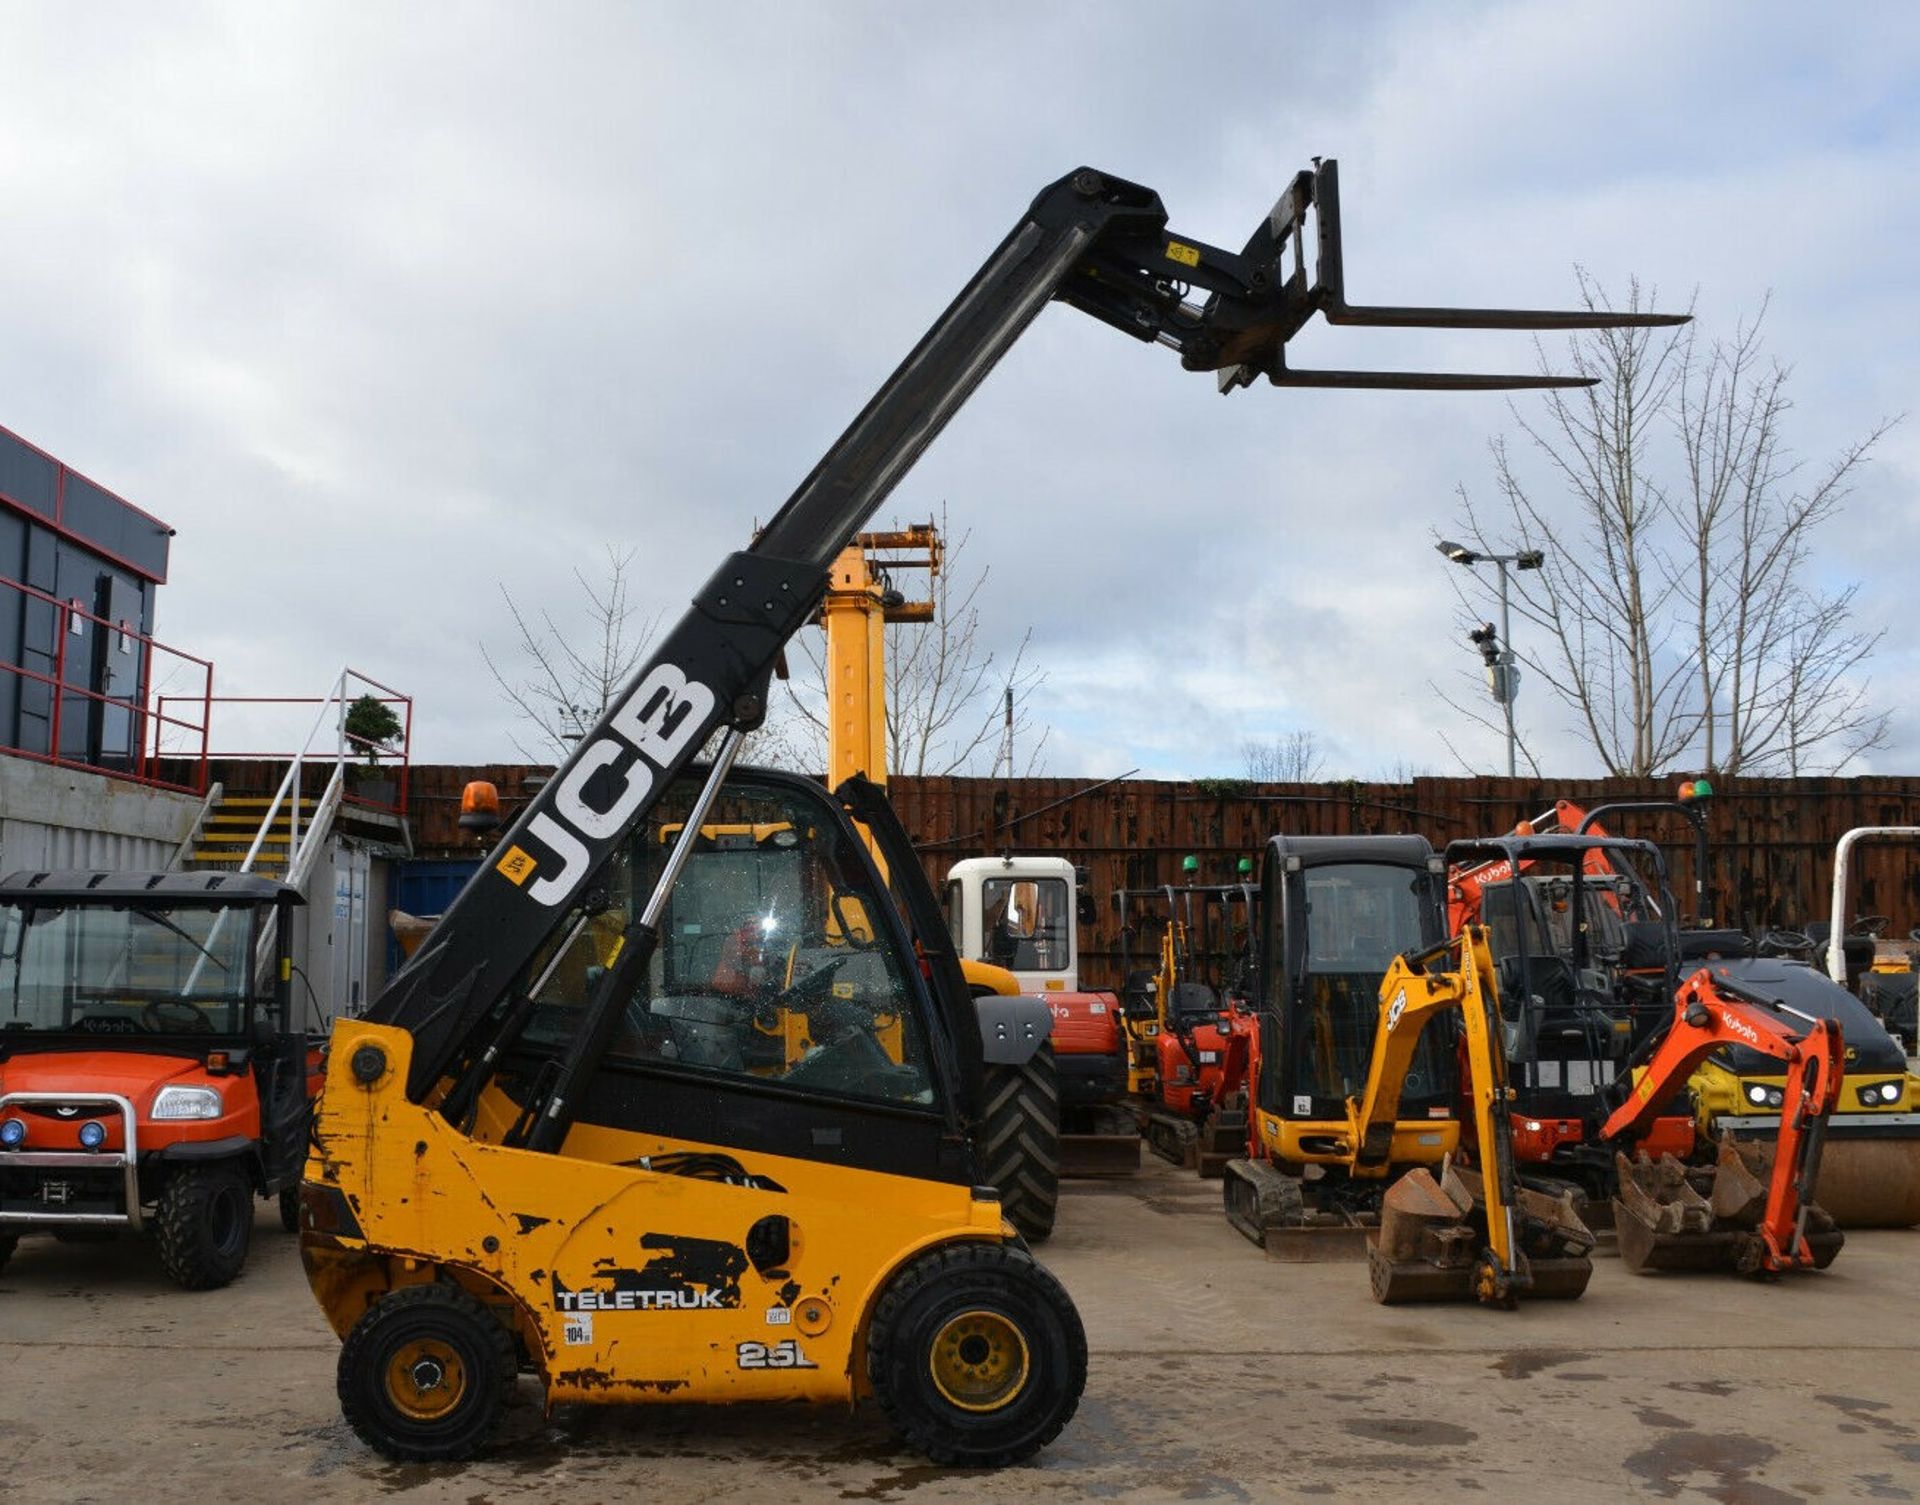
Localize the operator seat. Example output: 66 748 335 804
1167 981 1221 1026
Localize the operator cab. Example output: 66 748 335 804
0 871 302 1045
945 856 1088 992
467 765 980 1182
1446 834 1679 1112
1255 835 1453 1155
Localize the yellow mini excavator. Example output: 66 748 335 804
1353 929 1596 1307
299 162 1682 1463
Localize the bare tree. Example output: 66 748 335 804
1671 304 1894 773
481 546 660 761
769 505 1049 777
1450 277 1893 776
1242 731 1325 782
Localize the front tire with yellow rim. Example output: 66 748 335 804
337 1284 517 1462
866 1241 1086 1466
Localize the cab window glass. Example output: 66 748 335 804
518 772 934 1109
981 877 1068 971
945 880 964 949
1292 863 1444 1103
0 902 255 1035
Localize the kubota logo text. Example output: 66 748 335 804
497 662 716 907
1718 1009 1761 1045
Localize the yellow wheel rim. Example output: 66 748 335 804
927 1308 1029 1413
383 1337 468 1421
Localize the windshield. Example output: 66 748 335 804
513 772 937 1110
981 877 1070 972
1292 863 1444 1103
0 901 257 1036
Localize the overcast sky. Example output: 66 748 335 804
2 3 1914 780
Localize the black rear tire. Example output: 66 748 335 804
866 1241 1086 1467
978 1045 1060 1245
0 1232 16 1274
154 1164 253 1290
338 1284 516 1462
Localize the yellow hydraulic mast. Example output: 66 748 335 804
822 523 941 794
818 523 1020 1002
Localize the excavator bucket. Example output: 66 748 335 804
1367 1159 1593 1306
1221 1158 1373 1261
1731 1135 1920 1229
1612 1145 1845 1275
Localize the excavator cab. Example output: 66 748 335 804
1254 837 1455 1161
1223 836 1459 1257
1445 833 1694 1202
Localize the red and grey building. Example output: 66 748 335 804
0 422 173 775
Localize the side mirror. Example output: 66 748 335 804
1077 891 1097 927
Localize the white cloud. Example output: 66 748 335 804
0 2 1914 778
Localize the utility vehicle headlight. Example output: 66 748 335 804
1744 1084 1771 1106
1857 1080 1904 1107
78 1120 107 1150
152 1086 223 1121
0 1117 24 1148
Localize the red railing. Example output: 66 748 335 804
0 572 212 794
155 675 414 817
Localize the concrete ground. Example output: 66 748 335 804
2 1156 1917 1504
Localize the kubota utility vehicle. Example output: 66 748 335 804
298 159 1681 1465
0 870 317 1289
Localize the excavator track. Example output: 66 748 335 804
1222 1158 1376 1261
1146 1111 1201 1170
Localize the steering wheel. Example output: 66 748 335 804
1854 914 1891 938
1759 928 1812 958
141 999 215 1033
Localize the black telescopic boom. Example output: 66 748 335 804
373 162 1690 1111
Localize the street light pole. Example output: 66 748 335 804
1436 540 1545 778
1494 556 1515 777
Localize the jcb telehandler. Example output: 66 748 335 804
298 160 1681 1464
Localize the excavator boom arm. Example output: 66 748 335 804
1603 965 1842 1268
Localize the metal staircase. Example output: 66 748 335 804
187 794 326 880
166 669 410 988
